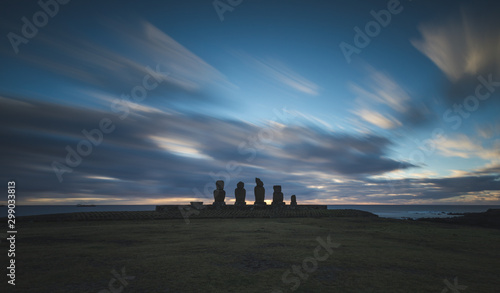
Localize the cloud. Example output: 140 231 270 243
268 125 416 176
350 68 410 113
285 110 334 131
411 5 500 108
434 134 500 160
352 109 402 129
349 65 431 129
3 18 236 101
411 9 500 82
0 95 416 204
477 120 500 139
121 21 237 92
466 161 500 177
236 52 320 96
362 174 500 203
418 175 500 200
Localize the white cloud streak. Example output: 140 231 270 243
352 109 402 129
236 52 320 96
412 10 500 81
435 134 500 160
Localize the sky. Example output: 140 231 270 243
1 0 499 205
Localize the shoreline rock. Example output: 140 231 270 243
417 209 500 229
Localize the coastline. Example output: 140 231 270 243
2 204 499 219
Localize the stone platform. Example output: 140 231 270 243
155 203 328 212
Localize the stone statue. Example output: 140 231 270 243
213 180 226 205
290 195 297 206
234 181 246 206
254 178 266 205
272 185 285 207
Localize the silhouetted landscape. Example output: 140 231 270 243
2 209 500 292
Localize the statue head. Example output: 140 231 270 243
255 178 263 187
273 185 281 192
215 180 224 190
237 181 244 189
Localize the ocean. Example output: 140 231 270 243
327 205 500 219
2 204 500 219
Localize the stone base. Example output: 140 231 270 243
253 202 267 209
272 202 286 209
156 204 328 212
190 202 205 210
235 201 247 206
212 202 226 209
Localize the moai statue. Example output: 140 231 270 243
290 195 297 206
234 181 246 206
254 178 266 205
272 185 285 207
213 180 226 208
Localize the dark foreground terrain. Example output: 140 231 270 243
2 210 500 292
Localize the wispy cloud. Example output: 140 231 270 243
348 65 418 129
352 109 401 129
350 66 411 113
3 92 499 205
477 120 500 139
350 70 410 113
411 9 500 81
236 52 320 96
434 134 500 160
133 21 237 92
4 18 236 98
285 110 334 131
0 95 416 204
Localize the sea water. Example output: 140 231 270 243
327 205 500 219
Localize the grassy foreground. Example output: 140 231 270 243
3 216 500 292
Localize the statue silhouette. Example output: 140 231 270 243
235 181 246 206
213 180 226 203
272 185 284 204
254 178 266 205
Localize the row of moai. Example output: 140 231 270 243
213 178 297 207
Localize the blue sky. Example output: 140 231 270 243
1 0 499 205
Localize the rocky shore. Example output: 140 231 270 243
417 208 500 229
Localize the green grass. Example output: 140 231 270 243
3 217 500 292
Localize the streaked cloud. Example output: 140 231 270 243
236 52 320 96
150 135 213 160
285 110 334 131
350 67 410 113
434 134 500 160
0 95 416 204
130 21 237 92
4 18 236 99
353 108 401 129
348 65 426 129
412 10 500 82
477 121 500 139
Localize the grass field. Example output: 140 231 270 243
3 215 500 292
